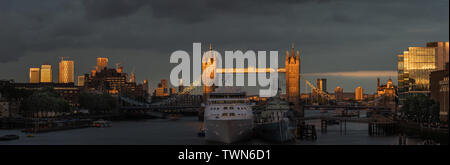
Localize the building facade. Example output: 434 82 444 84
77 75 85 86
29 68 40 83
40 64 52 83
96 57 108 72
334 86 343 101
430 63 449 122
375 78 397 112
398 41 449 103
59 60 74 83
355 86 363 101
285 45 300 104
84 66 148 101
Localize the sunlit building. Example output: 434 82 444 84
355 86 363 101
77 75 85 86
29 68 40 83
84 64 148 101
285 44 301 104
96 57 108 72
334 86 343 101
40 64 52 83
317 78 327 92
397 41 449 103
59 60 74 83
154 79 170 97
375 78 397 112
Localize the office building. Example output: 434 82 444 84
40 64 52 83
317 78 327 92
355 86 363 101
96 57 108 72
397 41 449 103
59 60 74 83
29 68 40 83
77 75 85 86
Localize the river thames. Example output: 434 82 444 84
0 110 421 145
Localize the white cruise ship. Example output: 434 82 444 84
204 87 253 143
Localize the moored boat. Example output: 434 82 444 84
204 87 254 143
254 89 296 143
0 134 19 141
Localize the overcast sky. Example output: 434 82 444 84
0 0 448 94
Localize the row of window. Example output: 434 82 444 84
210 106 249 110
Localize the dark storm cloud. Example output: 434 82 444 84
82 0 330 23
83 0 148 20
0 0 448 93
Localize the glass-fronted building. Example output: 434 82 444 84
397 42 449 104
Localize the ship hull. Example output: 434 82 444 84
205 119 253 144
255 120 296 143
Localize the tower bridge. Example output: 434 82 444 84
119 44 342 117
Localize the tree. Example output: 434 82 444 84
401 95 440 123
79 92 117 115
20 88 70 117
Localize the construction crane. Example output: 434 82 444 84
300 74 332 100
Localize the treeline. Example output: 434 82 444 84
20 87 70 116
400 95 440 123
78 92 117 114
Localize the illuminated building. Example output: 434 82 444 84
96 57 108 72
285 44 300 104
397 41 449 103
40 64 52 83
355 86 363 101
59 60 74 83
178 79 185 94
317 78 327 92
334 86 343 101
376 78 396 97
375 78 397 112
170 88 177 95
77 75 85 86
154 79 170 97
313 78 327 103
202 44 216 101
29 68 40 83
84 65 148 101
129 73 136 83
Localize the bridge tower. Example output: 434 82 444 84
285 44 303 116
202 44 216 101
285 44 300 104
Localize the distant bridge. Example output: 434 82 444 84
304 105 392 111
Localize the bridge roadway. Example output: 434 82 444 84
297 116 371 123
304 105 391 111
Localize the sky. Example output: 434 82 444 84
0 0 448 94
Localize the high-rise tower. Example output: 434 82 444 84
29 68 40 83
59 58 74 83
96 57 108 72
40 64 52 83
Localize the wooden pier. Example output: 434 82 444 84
296 121 317 140
368 122 397 136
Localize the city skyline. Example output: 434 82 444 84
9 41 450 95
0 0 448 94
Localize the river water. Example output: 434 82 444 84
0 110 421 145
